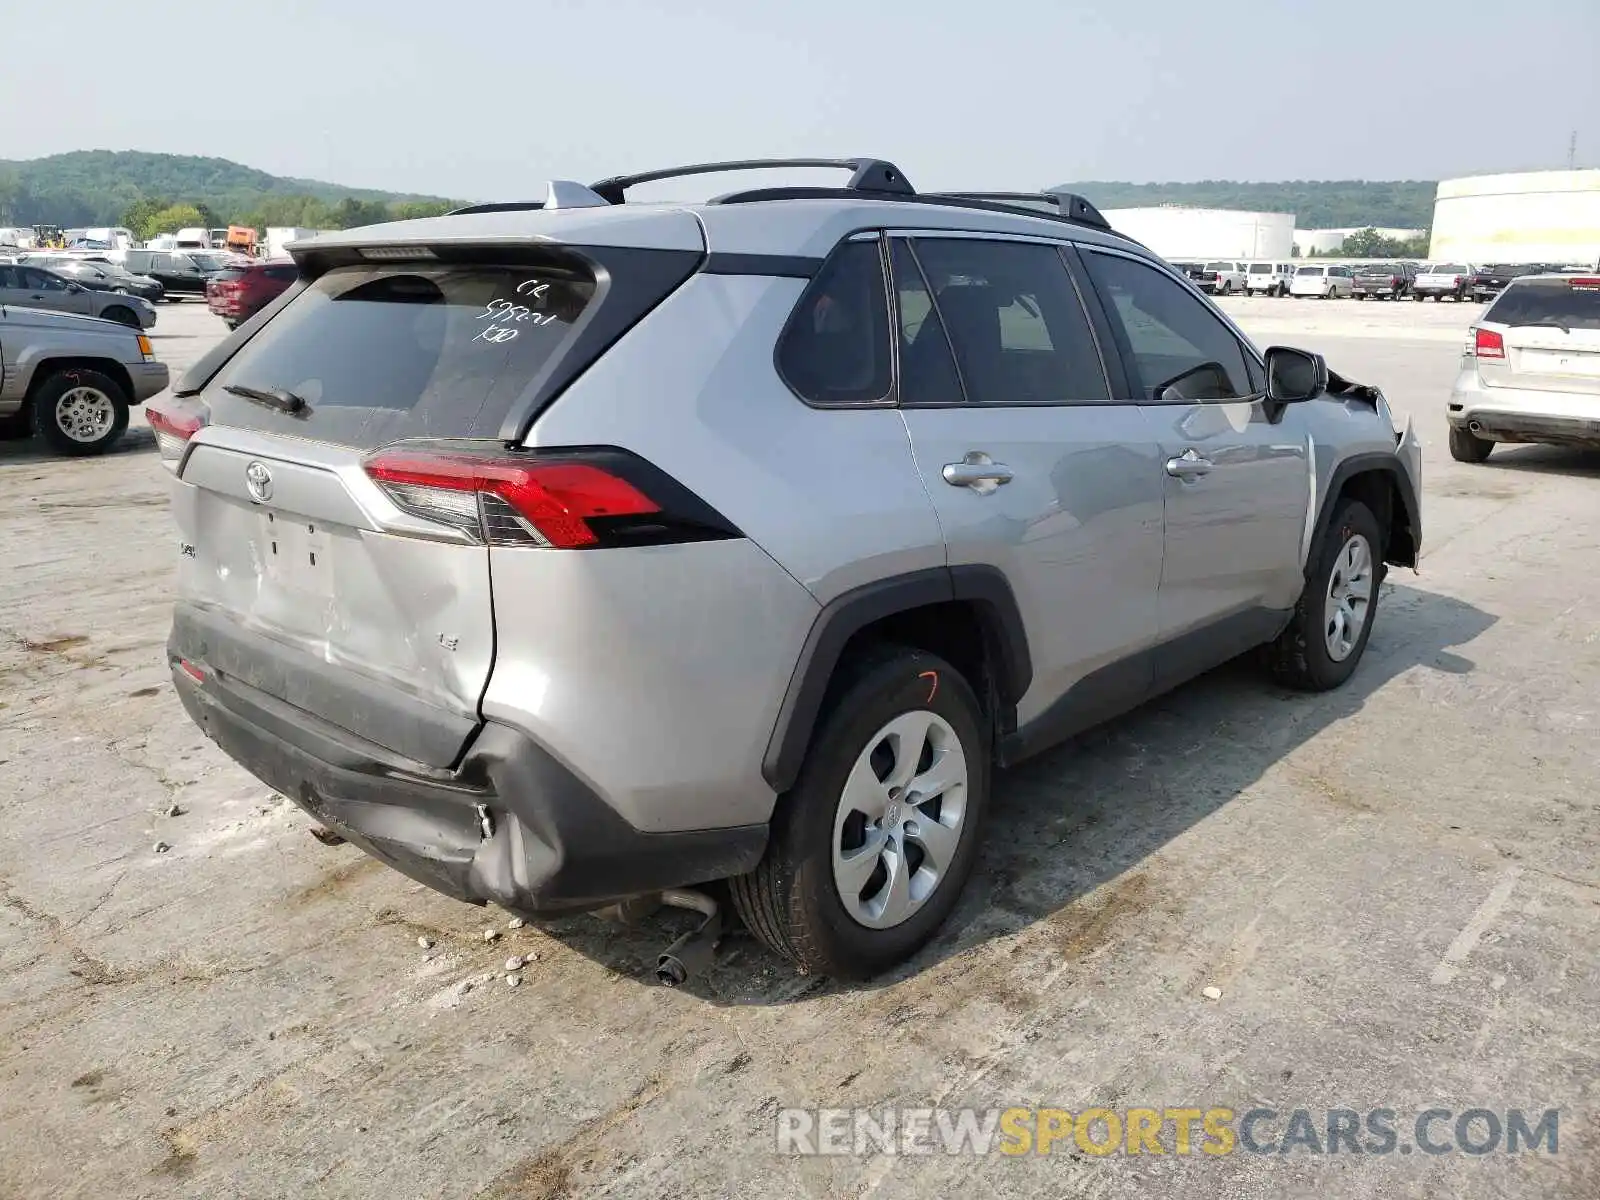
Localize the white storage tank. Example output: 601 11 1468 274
1101 207 1295 260
1430 170 1600 265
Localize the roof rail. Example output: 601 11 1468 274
929 190 1112 231
443 161 1126 241
589 158 913 204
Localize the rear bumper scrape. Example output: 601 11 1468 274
170 649 767 914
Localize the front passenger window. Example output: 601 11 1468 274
1082 251 1255 402
25 269 67 292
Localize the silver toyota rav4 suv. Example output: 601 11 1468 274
152 159 1422 981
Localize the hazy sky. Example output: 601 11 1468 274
7 0 1596 200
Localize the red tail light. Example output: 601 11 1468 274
1473 328 1505 359
362 445 739 550
146 400 207 462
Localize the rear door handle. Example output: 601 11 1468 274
942 452 1014 493
1165 449 1214 479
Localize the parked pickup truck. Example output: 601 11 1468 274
1413 263 1474 302
1468 263 1552 303
1352 263 1417 300
0 304 169 455
1199 261 1248 295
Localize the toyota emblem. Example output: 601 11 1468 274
244 460 274 504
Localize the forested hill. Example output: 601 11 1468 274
0 150 459 230
1056 180 1437 229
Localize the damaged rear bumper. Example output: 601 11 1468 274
169 645 767 915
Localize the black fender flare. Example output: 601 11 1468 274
761 565 1032 793
1309 452 1421 571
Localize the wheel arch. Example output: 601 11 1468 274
25 357 134 408
1311 453 1419 571
761 566 1032 793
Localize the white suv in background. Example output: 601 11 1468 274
1291 264 1354 299
1447 272 1600 462
1246 262 1295 296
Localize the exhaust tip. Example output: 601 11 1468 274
656 955 689 987
1468 420 1483 434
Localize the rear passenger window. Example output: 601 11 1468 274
777 240 892 406
1083 251 1255 402
910 238 1108 404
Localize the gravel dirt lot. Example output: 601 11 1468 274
1 294 1596 1199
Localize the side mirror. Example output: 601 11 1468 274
1264 345 1328 403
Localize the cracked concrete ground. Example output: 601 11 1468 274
0 296 1596 1199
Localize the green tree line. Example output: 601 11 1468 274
1314 227 1432 258
117 194 457 240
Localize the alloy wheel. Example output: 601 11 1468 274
54 387 117 443
831 710 969 930
1325 533 1374 661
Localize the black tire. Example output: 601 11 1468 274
1448 426 1494 463
32 369 130 457
1265 498 1384 692
1414 292 1426 301
730 647 990 979
102 305 140 328
1356 292 1367 300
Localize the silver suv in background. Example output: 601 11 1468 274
1447 272 1600 462
152 159 1422 981
0 303 169 453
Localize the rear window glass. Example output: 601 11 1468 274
1296 266 1324 276
1435 264 1468 274
1248 264 1271 273
206 262 596 445
1484 279 1600 331
211 267 248 283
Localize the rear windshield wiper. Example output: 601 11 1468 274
1510 320 1571 334
224 383 311 414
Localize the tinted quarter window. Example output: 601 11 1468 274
1083 251 1254 402
890 240 963 406
265 265 298 282
911 238 1108 404
777 239 892 406
1485 279 1600 331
